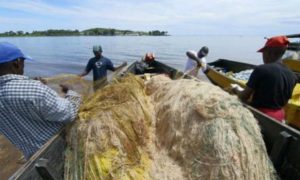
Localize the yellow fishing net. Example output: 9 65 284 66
64 75 152 179
56 73 276 180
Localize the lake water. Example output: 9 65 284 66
0 36 266 78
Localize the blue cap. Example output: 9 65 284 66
0 42 33 64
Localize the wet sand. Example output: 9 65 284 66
0 135 23 179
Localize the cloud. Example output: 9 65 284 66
0 17 36 24
0 0 300 35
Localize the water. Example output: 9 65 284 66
0 36 266 78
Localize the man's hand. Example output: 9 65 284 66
230 84 244 94
78 70 88 77
230 84 253 103
186 50 197 60
60 84 72 94
33 77 47 85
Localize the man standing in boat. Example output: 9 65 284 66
232 36 297 122
0 42 81 160
79 45 126 90
184 46 209 77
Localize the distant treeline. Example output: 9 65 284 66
0 28 168 37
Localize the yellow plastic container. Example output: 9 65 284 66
285 84 300 129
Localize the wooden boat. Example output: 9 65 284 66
10 60 300 179
206 59 300 128
282 35 300 73
283 59 300 73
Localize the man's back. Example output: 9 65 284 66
0 74 79 159
247 63 297 109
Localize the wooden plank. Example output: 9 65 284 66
35 158 61 180
247 105 300 179
287 34 300 38
9 130 66 180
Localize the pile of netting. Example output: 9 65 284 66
61 74 276 180
146 75 276 179
46 74 94 97
64 74 183 179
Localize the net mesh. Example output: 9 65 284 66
146 75 276 179
52 73 277 180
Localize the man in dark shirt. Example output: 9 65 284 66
233 36 297 122
79 45 126 89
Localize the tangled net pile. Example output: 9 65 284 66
62 74 276 180
146 75 276 179
64 74 183 179
46 74 94 97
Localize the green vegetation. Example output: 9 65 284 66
0 28 168 37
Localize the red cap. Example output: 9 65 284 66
144 52 155 62
257 36 289 52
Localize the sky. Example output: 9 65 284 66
0 0 300 36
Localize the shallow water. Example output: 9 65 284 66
0 36 265 78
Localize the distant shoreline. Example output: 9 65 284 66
0 35 171 38
0 28 169 37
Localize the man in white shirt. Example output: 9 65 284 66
184 46 209 77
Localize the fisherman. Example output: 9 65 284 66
0 42 81 160
184 46 209 77
135 52 155 74
232 36 297 122
79 45 126 90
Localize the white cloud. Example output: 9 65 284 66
0 0 300 35
0 17 35 24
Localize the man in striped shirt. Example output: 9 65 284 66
0 42 81 160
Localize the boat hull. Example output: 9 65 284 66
10 60 300 180
283 59 300 73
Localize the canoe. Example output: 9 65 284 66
10 60 300 179
283 43 300 73
283 36 300 73
283 59 300 73
206 59 300 128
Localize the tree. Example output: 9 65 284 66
8 31 16 36
17 31 24 36
110 29 115 36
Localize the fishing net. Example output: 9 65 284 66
64 74 184 179
46 74 94 97
145 75 277 180
63 74 276 180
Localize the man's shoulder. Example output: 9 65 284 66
101 56 111 61
258 62 291 72
2 75 44 88
256 63 269 68
255 63 275 72
3 78 52 99
17 79 49 92
88 57 97 62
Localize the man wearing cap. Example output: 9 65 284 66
79 45 126 89
232 36 297 122
184 46 209 77
0 42 81 160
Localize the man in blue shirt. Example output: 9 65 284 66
0 42 81 160
79 45 126 89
